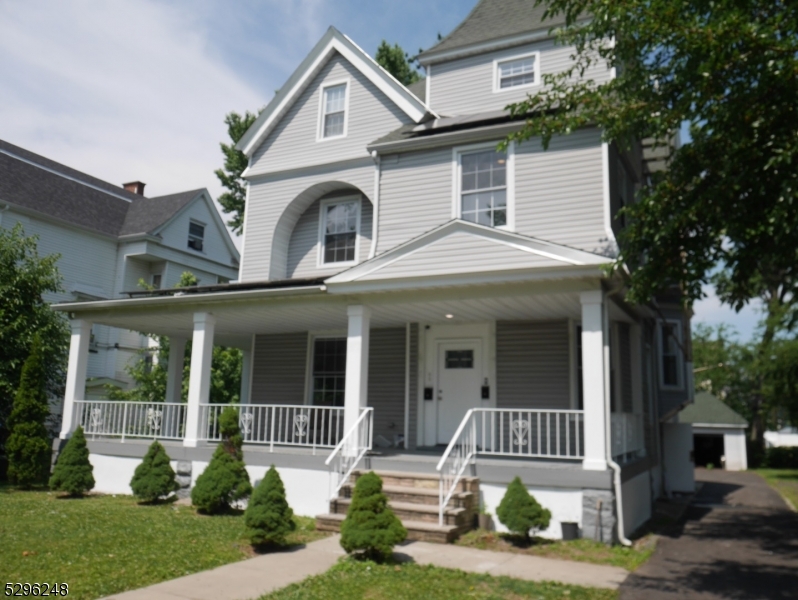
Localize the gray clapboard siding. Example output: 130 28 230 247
429 40 612 116
248 52 412 177
286 193 373 279
496 320 571 410
408 323 419 450
367 328 406 445
241 162 373 281
157 197 232 264
251 332 308 405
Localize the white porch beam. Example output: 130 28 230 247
165 337 187 404
60 319 92 439
581 291 608 471
184 313 215 447
344 305 371 446
239 340 253 405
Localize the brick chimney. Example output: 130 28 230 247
123 181 146 195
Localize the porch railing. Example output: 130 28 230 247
436 408 584 525
325 407 374 500
611 412 645 461
199 404 345 453
74 400 186 441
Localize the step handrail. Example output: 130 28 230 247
436 408 477 526
325 407 374 500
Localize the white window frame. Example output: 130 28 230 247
316 195 362 268
451 141 515 231
657 319 684 390
305 331 348 406
316 79 350 142
493 51 540 94
187 219 206 253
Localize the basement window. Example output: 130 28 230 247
188 221 205 252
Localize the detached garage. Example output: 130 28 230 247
678 392 749 471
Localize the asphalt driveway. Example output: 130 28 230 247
621 468 798 599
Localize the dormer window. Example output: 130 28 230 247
188 221 205 252
495 52 539 91
319 197 360 265
319 82 348 140
455 144 514 229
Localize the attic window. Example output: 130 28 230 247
495 53 539 91
320 82 348 139
188 221 205 252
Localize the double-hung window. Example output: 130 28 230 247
320 83 347 139
460 149 508 228
188 221 204 252
660 321 682 388
311 337 346 406
495 53 539 90
320 199 359 265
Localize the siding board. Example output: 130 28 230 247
368 328 406 445
251 332 308 405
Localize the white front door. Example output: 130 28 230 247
436 340 483 444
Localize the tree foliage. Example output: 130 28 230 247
130 440 179 503
49 426 94 497
375 40 421 86
496 477 551 541
6 337 51 487
340 472 406 561
0 224 69 462
506 1 798 316
244 465 296 546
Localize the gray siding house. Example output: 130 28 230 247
53 0 692 543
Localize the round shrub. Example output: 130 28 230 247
496 476 551 541
340 471 406 561
130 440 179 503
49 426 95 497
245 465 296 546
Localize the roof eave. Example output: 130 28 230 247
368 121 524 154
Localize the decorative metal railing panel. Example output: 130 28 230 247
436 408 585 525
610 412 645 460
74 400 186 441
325 408 374 500
199 404 346 452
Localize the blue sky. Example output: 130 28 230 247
0 0 760 340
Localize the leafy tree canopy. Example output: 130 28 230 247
375 40 421 86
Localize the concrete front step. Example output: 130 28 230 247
339 483 474 509
316 512 468 544
330 497 470 527
352 469 479 494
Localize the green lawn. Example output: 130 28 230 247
260 560 617 600
755 469 798 510
0 487 327 600
455 529 655 572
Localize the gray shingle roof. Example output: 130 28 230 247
407 78 426 102
0 138 205 238
419 0 565 61
679 392 749 427
369 109 519 148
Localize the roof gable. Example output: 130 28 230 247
326 220 608 287
679 392 749 427
237 27 435 158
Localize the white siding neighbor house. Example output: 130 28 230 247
52 0 693 544
0 138 240 405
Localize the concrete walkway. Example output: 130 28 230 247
104 534 627 599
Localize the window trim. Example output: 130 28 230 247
306 332 348 406
187 219 206 253
316 195 362 268
316 79 350 142
493 51 541 94
657 319 684 391
451 141 515 230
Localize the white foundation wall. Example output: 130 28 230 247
480 483 582 540
621 471 651 536
88 454 140 495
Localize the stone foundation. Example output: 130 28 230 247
582 489 617 544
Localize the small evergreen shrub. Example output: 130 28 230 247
496 476 551 542
49 426 95 497
191 407 251 514
130 440 179 503
340 471 406 560
6 339 51 488
245 465 296 546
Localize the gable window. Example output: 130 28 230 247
495 53 539 91
311 337 346 406
188 221 205 252
459 148 508 228
320 82 348 139
659 321 682 388
151 274 162 289
320 198 360 265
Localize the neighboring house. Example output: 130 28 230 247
0 138 240 405
764 427 798 449
678 392 748 471
53 0 692 543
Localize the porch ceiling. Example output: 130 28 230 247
56 279 593 347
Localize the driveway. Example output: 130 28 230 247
621 469 798 599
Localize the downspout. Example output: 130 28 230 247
603 292 632 546
369 150 381 259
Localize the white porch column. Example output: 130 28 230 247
60 319 92 439
184 313 215 447
344 305 371 444
165 337 187 403
581 291 609 471
239 342 252 405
